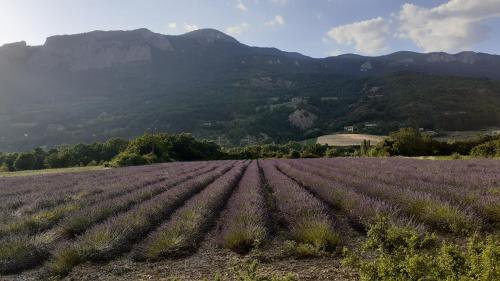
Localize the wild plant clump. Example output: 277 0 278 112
343 217 500 281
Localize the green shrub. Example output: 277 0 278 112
46 247 82 278
294 221 340 251
223 224 266 254
13 152 37 171
343 217 500 281
287 150 301 159
470 139 500 158
407 199 477 235
110 152 148 167
0 163 9 172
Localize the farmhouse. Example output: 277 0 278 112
344 126 355 132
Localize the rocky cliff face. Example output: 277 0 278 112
0 28 245 72
27 29 174 71
425 52 480 64
1 28 499 78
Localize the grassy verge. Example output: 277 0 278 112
0 166 106 177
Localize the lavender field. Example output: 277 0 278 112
0 158 499 280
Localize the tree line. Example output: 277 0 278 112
1 129 498 172
369 128 500 158
0 133 221 172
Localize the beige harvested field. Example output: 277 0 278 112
316 134 386 146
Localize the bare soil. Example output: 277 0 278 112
3 236 357 281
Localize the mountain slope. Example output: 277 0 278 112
1 28 500 151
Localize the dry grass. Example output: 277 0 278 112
0 166 106 178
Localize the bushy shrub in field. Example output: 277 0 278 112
109 151 149 167
380 128 433 156
287 150 301 159
343 217 500 281
117 133 172 163
406 198 477 235
483 202 500 226
293 220 340 252
470 139 500 158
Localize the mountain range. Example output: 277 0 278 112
1 28 500 151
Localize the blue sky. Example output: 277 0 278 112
1 0 499 57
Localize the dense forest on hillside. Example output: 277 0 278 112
2 71 500 152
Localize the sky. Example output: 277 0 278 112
1 0 500 58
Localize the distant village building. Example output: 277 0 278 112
344 126 355 132
364 123 378 129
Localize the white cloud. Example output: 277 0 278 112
226 22 249 35
271 0 288 5
183 23 199 32
167 22 177 30
265 15 285 26
327 17 389 55
397 0 500 52
236 0 248 12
